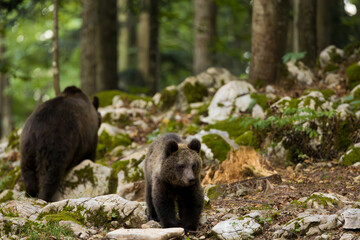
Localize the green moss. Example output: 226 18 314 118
6 129 20 150
184 124 201 135
183 82 208 103
107 169 118 194
0 207 19 217
306 89 335 100
0 190 14 203
43 212 85 226
305 194 339 207
62 164 96 190
344 41 360 56
205 116 256 139
111 155 145 183
346 63 360 90
333 120 352 153
95 90 152 108
193 103 209 124
206 185 222 200
324 63 339 73
202 134 231 162
354 88 360 100
0 166 21 192
250 93 269 110
97 131 132 159
158 88 178 111
341 145 360 166
85 206 109 228
235 131 260 148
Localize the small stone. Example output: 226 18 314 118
141 220 162 229
342 208 360 229
212 217 262 240
340 233 356 240
106 228 184 240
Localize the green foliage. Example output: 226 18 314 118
344 41 360 56
184 124 201 135
282 52 306 63
97 131 132 159
11 221 74 239
0 190 14 203
202 134 231 162
183 82 208 103
346 62 360 90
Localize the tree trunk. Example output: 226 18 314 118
96 0 118 91
53 0 60 96
0 34 13 138
118 0 129 72
316 0 341 53
250 0 290 85
137 0 159 95
81 0 97 96
194 0 216 74
298 0 316 67
81 0 118 96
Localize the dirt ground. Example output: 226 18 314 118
189 161 360 239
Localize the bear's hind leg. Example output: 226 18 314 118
21 150 38 197
146 180 158 221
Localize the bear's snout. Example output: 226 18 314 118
188 177 195 185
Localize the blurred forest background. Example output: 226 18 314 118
0 0 359 139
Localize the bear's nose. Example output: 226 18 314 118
188 177 195 184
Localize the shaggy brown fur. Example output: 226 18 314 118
20 86 101 202
144 133 203 232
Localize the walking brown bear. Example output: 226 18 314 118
144 133 204 232
20 86 101 202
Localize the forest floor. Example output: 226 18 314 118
189 161 360 239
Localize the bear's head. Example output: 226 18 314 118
161 138 202 187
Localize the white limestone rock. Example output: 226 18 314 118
342 208 360 230
106 227 184 240
286 61 314 86
212 217 262 240
319 45 344 68
40 194 147 228
202 80 256 124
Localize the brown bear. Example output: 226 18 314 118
144 133 203 232
20 86 101 202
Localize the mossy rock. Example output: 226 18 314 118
0 166 21 192
183 82 208 103
6 128 20 150
335 120 352 152
235 131 261 148
158 88 178 111
205 116 257 139
96 131 132 159
344 41 360 56
306 89 335 101
202 134 230 162
184 124 201 135
250 93 269 110
0 190 14 203
340 144 360 166
95 90 152 108
346 63 360 90
112 155 145 183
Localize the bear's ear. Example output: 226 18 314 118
93 96 99 110
165 140 178 157
188 139 201 153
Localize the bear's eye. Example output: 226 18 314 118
177 164 185 170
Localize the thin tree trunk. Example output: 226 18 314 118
316 0 341 53
118 0 129 71
138 0 159 95
81 0 97 96
292 0 299 53
96 0 118 91
52 0 60 96
0 34 13 138
250 0 290 85
194 0 216 74
298 0 316 67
